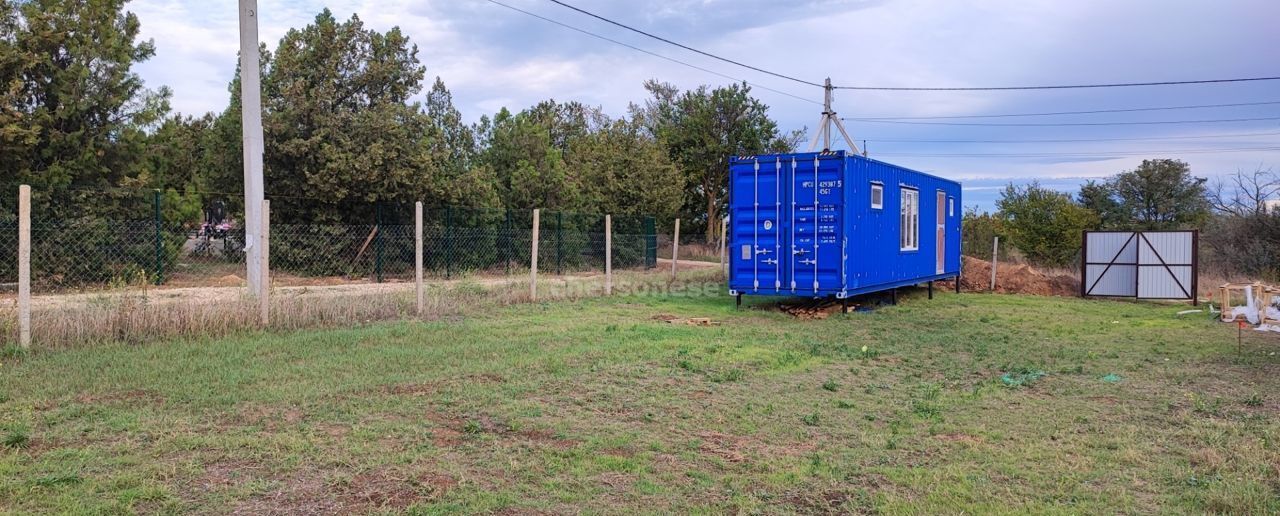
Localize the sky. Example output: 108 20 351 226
127 0 1280 210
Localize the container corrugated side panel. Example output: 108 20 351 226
842 155 962 295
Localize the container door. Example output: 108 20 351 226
731 157 785 292
787 155 844 294
936 190 946 274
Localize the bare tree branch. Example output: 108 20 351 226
1209 166 1279 216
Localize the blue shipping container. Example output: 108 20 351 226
728 150 961 300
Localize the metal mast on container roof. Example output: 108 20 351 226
808 78 862 156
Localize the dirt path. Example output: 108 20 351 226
656 258 722 270
19 272 611 310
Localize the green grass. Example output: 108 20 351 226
1 290 1278 514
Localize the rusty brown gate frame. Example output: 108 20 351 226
1080 230 1199 305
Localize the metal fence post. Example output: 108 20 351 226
18 185 30 348
153 189 163 285
445 205 453 280
374 201 383 283
644 216 656 269
556 211 563 275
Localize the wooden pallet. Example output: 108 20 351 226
1219 282 1278 325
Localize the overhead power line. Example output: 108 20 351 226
485 0 820 105
853 100 1280 120
859 130 1280 144
841 116 1280 127
541 1 1280 93
543 0 824 88
833 76 1280 91
873 146 1280 158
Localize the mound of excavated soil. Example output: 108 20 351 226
939 256 1078 297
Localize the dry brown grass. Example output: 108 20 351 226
15 268 722 349
658 241 721 263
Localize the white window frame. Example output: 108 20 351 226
900 187 919 251
948 197 955 217
870 182 884 210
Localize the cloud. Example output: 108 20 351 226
127 0 1280 190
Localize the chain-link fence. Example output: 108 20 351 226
0 221 15 289
1 187 711 347
0 189 245 293
1 191 661 294
267 205 658 286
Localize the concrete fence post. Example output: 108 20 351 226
719 216 728 276
530 209 540 302
670 218 680 279
153 189 164 285
260 199 270 326
990 236 999 292
605 214 612 296
415 201 423 316
18 185 30 348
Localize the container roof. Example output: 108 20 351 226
729 151 962 187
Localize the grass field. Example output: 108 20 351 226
2 289 1278 514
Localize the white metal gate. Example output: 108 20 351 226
1081 230 1198 303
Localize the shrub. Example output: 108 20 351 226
961 208 1005 261
996 183 1099 267
1201 212 1280 282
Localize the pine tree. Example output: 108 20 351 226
0 0 169 218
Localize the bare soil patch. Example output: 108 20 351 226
224 465 448 515
784 489 858 514
778 299 849 320
934 433 984 445
228 468 337 516
381 382 439 397
940 255 1078 296
74 389 164 405
422 410 578 450
696 430 817 464
345 468 446 510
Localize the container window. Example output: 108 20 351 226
948 197 954 217
900 188 919 251
870 183 883 210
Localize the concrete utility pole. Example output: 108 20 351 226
239 0 266 295
808 78 860 155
